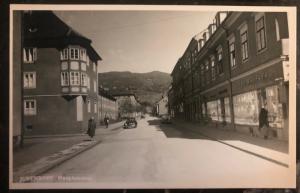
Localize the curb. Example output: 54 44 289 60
13 140 101 183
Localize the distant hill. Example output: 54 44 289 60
98 71 172 105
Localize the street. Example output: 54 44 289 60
41 115 291 188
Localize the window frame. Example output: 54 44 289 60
61 71 69 86
70 71 80 86
229 40 236 69
255 15 267 53
240 30 249 62
24 99 37 116
23 72 36 89
23 47 37 63
217 47 224 75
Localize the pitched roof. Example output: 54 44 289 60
23 11 101 61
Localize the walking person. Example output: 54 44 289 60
104 115 110 128
87 117 96 140
259 102 270 139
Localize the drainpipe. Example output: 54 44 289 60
219 21 236 130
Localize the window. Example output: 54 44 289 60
69 48 80 60
229 41 236 68
80 49 86 61
93 62 96 72
70 72 80 86
200 63 205 86
87 76 90 89
81 73 87 86
87 99 91 113
94 80 97 92
205 60 210 84
23 72 36 88
87 56 90 66
211 56 216 81
217 47 223 74
23 48 37 63
61 72 69 86
60 48 68 60
24 99 36 115
94 102 97 113
240 24 249 61
256 16 266 52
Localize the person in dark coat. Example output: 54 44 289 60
87 117 96 139
259 102 269 139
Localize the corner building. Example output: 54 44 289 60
170 12 289 141
22 11 101 135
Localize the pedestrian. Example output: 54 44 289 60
259 102 270 139
87 117 96 139
104 116 110 128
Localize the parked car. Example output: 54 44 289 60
123 117 138 129
161 114 172 124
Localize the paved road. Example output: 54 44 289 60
42 116 291 188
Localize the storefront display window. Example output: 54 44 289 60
233 91 259 125
207 100 220 121
265 85 283 128
224 97 231 122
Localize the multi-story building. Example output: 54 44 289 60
155 95 168 116
98 88 119 123
170 12 289 140
22 11 101 135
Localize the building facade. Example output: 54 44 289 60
156 95 168 116
170 12 289 140
22 11 101 135
98 88 119 123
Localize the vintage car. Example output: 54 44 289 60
123 117 138 129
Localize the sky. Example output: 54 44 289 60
55 10 216 74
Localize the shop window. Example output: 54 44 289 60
61 72 69 86
207 100 221 121
23 48 37 63
256 16 267 52
224 97 231 122
23 72 36 88
233 91 259 125
70 72 80 86
265 85 283 128
24 99 36 115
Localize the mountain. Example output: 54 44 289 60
98 71 172 105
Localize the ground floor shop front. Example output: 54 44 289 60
177 61 289 141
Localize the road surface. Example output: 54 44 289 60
41 115 292 188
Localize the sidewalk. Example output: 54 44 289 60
13 121 124 182
172 119 289 167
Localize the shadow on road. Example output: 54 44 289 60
147 119 208 140
147 119 288 154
